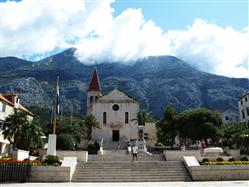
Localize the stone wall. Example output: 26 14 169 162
190 165 249 180
30 166 71 182
164 150 201 161
184 156 249 181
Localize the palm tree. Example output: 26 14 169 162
3 109 44 150
133 109 154 126
83 115 100 140
3 108 30 150
27 119 45 150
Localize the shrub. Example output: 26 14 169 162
216 157 224 162
228 157 235 162
155 142 163 146
0 157 12 161
241 157 249 161
87 141 100 154
57 133 75 150
94 140 100 151
202 158 209 163
44 155 61 166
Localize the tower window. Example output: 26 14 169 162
90 96 93 103
241 100 243 105
125 112 129 124
103 112 107 124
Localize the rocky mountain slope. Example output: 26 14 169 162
0 48 248 118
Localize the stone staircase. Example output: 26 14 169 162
88 150 165 162
72 150 191 182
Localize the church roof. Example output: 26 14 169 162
88 67 101 92
99 88 138 102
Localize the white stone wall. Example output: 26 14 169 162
238 93 249 123
91 89 139 144
219 110 239 124
0 101 14 146
0 100 33 153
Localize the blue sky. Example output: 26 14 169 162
112 0 248 30
1 0 248 30
0 0 248 78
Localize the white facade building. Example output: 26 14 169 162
87 68 139 147
215 109 239 124
0 94 33 154
238 92 249 123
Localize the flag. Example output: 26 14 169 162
50 110 54 127
53 76 59 134
56 77 60 115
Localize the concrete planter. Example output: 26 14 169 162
30 166 71 182
190 165 249 181
184 156 249 181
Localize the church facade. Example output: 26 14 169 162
87 68 139 145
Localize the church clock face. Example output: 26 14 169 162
112 104 120 111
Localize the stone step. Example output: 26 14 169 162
72 177 190 182
72 155 191 182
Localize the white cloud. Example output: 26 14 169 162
0 0 248 78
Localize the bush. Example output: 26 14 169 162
228 157 235 162
44 155 61 166
202 158 209 163
241 157 249 161
87 141 100 154
217 157 224 162
94 140 100 151
155 142 164 146
57 133 75 150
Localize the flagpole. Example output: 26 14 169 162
53 76 59 134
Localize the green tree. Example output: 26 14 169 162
156 106 177 146
26 119 45 150
3 109 44 150
221 123 249 149
133 109 154 126
57 133 75 150
56 116 85 150
83 115 100 140
176 108 222 141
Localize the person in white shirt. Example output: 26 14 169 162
132 145 138 161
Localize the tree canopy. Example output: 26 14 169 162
176 108 222 140
156 106 177 146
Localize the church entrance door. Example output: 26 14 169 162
112 130 119 142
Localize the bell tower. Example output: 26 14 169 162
87 67 102 114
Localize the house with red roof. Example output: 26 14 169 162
0 93 34 155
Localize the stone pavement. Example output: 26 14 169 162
1 181 249 187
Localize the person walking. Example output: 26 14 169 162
132 144 138 161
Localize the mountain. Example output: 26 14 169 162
0 48 248 119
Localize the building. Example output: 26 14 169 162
87 68 139 147
0 94 33 154
238 91 249 123
214 109 239 124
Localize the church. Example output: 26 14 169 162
86 68 139 147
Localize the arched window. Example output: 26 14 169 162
125 112 129 124
103 112 107 124
90 96 93 103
